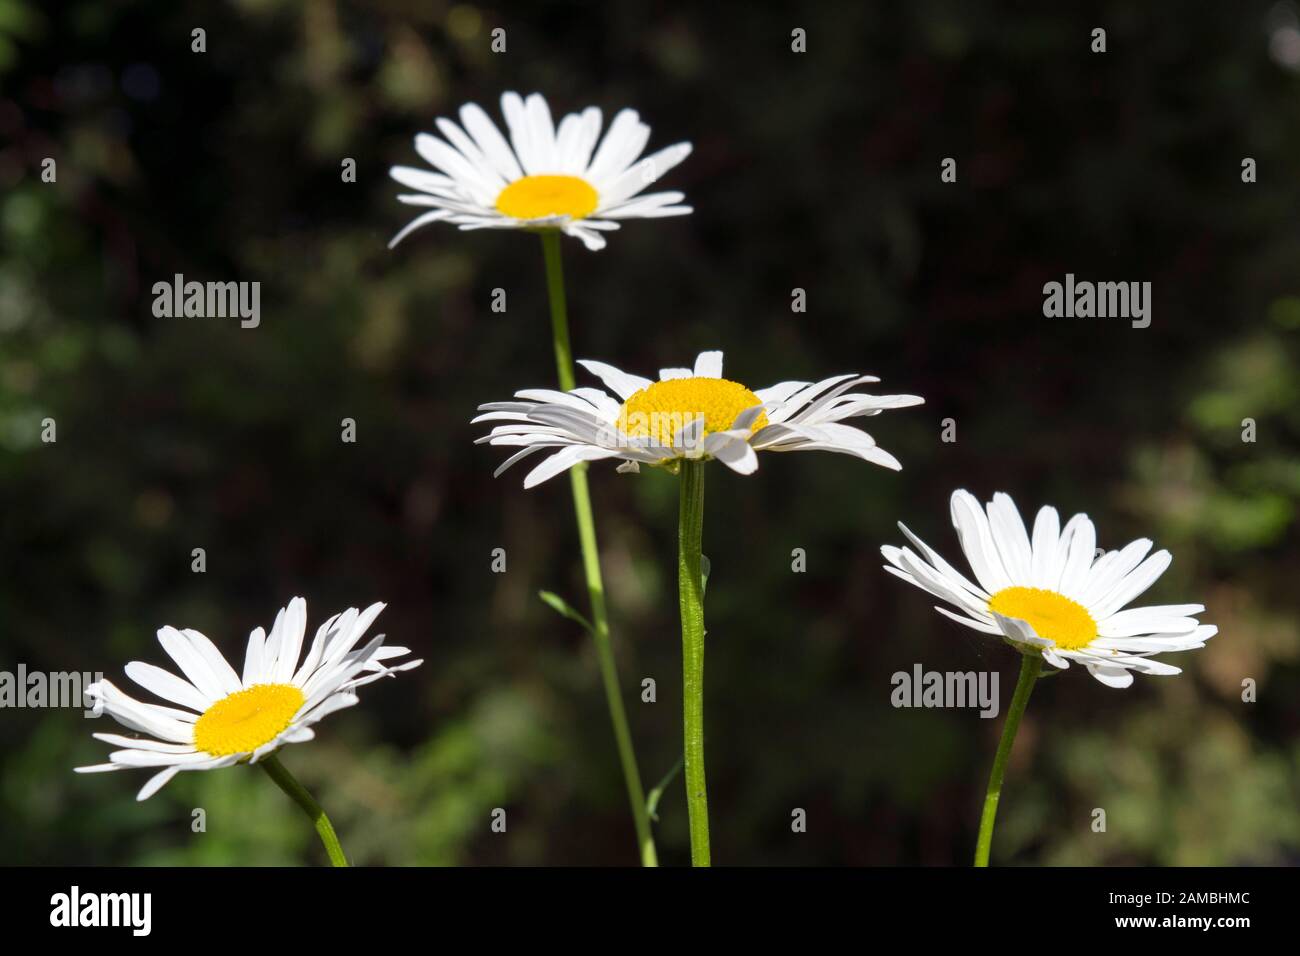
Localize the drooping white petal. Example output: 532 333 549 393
575 359 653 400
933 605 1002 635
703 431 758 474
136 766 182 801
387 209 454 249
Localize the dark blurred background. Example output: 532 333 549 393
1 1 1297 865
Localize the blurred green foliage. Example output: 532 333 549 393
0 1 1297 865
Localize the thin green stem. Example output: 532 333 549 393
974 653 1042 867
260 754 348 867
539 230 658 867
677 459 710 866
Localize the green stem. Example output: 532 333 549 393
539 230 658 868
260 754 348 867
974 653 1042 867
677 459 710 866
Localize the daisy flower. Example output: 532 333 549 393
882 490 1216 688
76 597 421 801
474 349 925 487
387 90 694 866
388 91 692 251
476 350 921 866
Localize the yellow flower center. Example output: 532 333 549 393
987 586 1097 650
192 683 305 757
496 175 599 220
616 377 768 449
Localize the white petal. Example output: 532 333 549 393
154 627 230 701
93 733 197 754
986 493 1033 583
111 749 224 768
1057 514 1097 597
87 681 197 743
389 165 460 195
990 612 1053 648
704 431 758 474
585 109 650 185
896 522 990 600
1090 551 1173 619
242 626 267 686
523 445 623 488
576 359 653 400
949 490 1013 594
1029 506 1061 587
933 605 1001 635
524 93 559 171
292 612 343 686
598 142 692 205
562 223 608 251
693 350 723 378
179 629 241 695
459 101 524 181
137 766 182 801
124 661 210 712
501 91 538 174
1041 648 1071 670
272 597 308 683
1083 661 1136 689
387 209 455 249
1079 538 1153 607
754 380 810 404
596 192 691 219
296 691 360 726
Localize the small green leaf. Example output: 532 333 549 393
699 554 711 595
645 754 684 822
538 590 594 635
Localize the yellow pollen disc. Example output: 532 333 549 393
987 586 1097 651
192 683 305 757
616 377 768 449
496 175 599 220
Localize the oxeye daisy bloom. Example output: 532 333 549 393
388 91 692 252
882 490 1215 866
881 490 1216 688
478 351 921 866
474 350 925 488
390 94 692 865
75 598 420 865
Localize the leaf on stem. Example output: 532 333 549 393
538 590 594 635
645 754 685 822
